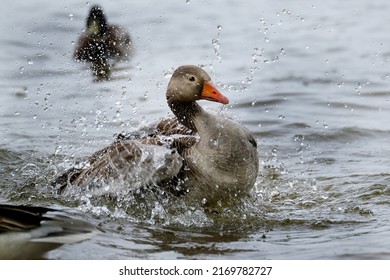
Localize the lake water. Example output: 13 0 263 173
1 0 390 259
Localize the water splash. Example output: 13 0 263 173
163 67 175 79
211 25 223 66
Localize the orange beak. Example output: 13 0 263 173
201 81 229 105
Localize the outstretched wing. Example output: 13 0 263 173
53 117 197 194
61 139 183 194
68 140 143 188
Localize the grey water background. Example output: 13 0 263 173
1 0 390 259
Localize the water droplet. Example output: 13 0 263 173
278 115 285 120
164 68 174 79
156 81 163 89
28 59 33 65
217 25 222 31
19 67 25 74
212 38 219 49
69 13 74 20
252 47 263 63
186 0 190 3
294 135 305 142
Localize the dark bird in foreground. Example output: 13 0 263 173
0 204 96 259
55 65 259 207
73 5 133 80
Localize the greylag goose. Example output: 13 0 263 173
73 5 133 79
0 204 96 259
56 65 259 206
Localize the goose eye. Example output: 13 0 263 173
188 76 196 82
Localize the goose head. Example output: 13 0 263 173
166 65 229 105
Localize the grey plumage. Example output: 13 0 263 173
56 65 259 206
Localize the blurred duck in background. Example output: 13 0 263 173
0 204 96 259
73 5 133 80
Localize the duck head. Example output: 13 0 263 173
86 5 108 35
